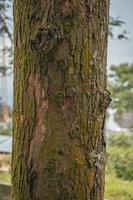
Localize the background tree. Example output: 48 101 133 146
105 132 133 200
109 63 133 128
109 16 128 40
12 1 110 200
0 0 13 70
0 0 12 41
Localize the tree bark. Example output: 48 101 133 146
12 0 110 200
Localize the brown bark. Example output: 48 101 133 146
12 0 110 200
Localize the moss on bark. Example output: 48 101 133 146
12 0 110 200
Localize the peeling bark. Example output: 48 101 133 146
12 0 110 200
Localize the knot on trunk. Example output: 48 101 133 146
30 26 57 52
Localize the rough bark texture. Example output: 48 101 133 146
12 0 110 200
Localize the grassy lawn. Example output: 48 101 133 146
105 132 133 200
0 171 11 184
105 170 133 200
0 154 11 184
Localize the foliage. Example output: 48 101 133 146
0 0 13 73
109 17 128 39
105 172 133 200
107 132 133 147
114 149 133 181
107 146 133 181
109 63 133 127
105 132 133 200
107 132 133 181
0 0 12 41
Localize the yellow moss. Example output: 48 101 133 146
81 42 90 80
87 168 95 191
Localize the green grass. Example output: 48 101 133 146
0 128 12 136
0 172 11 184
105 172 133 200
105 132 133 200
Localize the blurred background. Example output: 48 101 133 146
0 0 133 199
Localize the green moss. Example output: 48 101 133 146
45 160 57 180
68 126 80 139
81 44 89 80
57 60 67 71
29 99 36 118
13 0 108 199
68 162 87 200
58 185 72 200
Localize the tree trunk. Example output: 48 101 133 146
12 1 110 200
